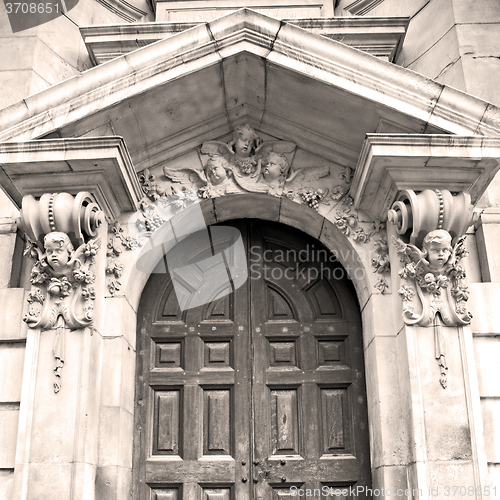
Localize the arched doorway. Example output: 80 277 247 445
133 220 371 499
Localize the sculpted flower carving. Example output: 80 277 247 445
82 286 96 301
451 285 469 302
83 240 100 260
73 268 95 284
374 278 389 294
330 184 346 201
353 228 370 243
334 209 358 236
47 277 72 297
31 267 50 285
400 262 417 279
27 288 45 304
398 285 415 302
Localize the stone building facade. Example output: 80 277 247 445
0 0 499 499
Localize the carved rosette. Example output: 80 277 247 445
20 192 104 392
389 189 476 388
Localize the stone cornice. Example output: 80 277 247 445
0 137 142 220
351 134 500 221
80 16 408 64
95 0 148 22
0 9 498 144
344 0 384 16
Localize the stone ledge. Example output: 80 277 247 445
0 218 17 235
351 134 500 221
0 137 142 222
475 208 500 227
81 16 408 65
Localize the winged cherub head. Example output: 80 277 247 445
205 155 232 186
262 152 289 183
422 229 452 271
230 124 261 158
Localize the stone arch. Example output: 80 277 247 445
121 193 390 488
124 194 373 321
130 199 377 498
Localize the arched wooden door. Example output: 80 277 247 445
133 220 371 499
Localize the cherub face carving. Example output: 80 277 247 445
44 232 74 274
232 124 259 158
263 152 288 183
206 156 230 186
423 230 452 270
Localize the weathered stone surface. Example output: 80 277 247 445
0 232 17 289
100 296 138 351
0 289 26 341
99 336 136 414
95 465 132 500
361 293 398 350
364 336 409 468
396 0 454 67
98 406 134 468
458 25 500 107
213 193 280 223
407 26 461 82
0 469 14 500
371 465 409 497
23 463 73 499
0 344 25 402
463 231 482 285
436 57 466 92
474 215 500 282
428 461 476 491
279 196 323 240
415 326 472 461
469 283 500 334
474 337 500 397
452 0 500 24
0 409 19 468
368 0 429 17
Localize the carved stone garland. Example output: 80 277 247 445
117 125 391 296
20 192 103 392
388 189 476 388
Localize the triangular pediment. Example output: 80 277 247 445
0 8 499 176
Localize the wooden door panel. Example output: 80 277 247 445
250 223 370 498
135 221 370 499
134 223 251 500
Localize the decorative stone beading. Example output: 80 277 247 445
389 189 477 388
20 192 104 392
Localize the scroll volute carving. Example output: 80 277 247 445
21 192 103 330
19 192 104 392
389 189 477 389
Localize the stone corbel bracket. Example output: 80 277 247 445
0 137 143 391
0 136 142 222
351 134 500 223
19 191 105 392
351 134 500 388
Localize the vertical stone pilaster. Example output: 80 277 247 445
12 206 108 500
474 209 500 282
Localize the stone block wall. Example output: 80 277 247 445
0 0 154 110
0 195 26 500
394 0 500 108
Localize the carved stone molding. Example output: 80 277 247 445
388 188 477 389
0 137 142 221
351 134 500 222
19 192 104 392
